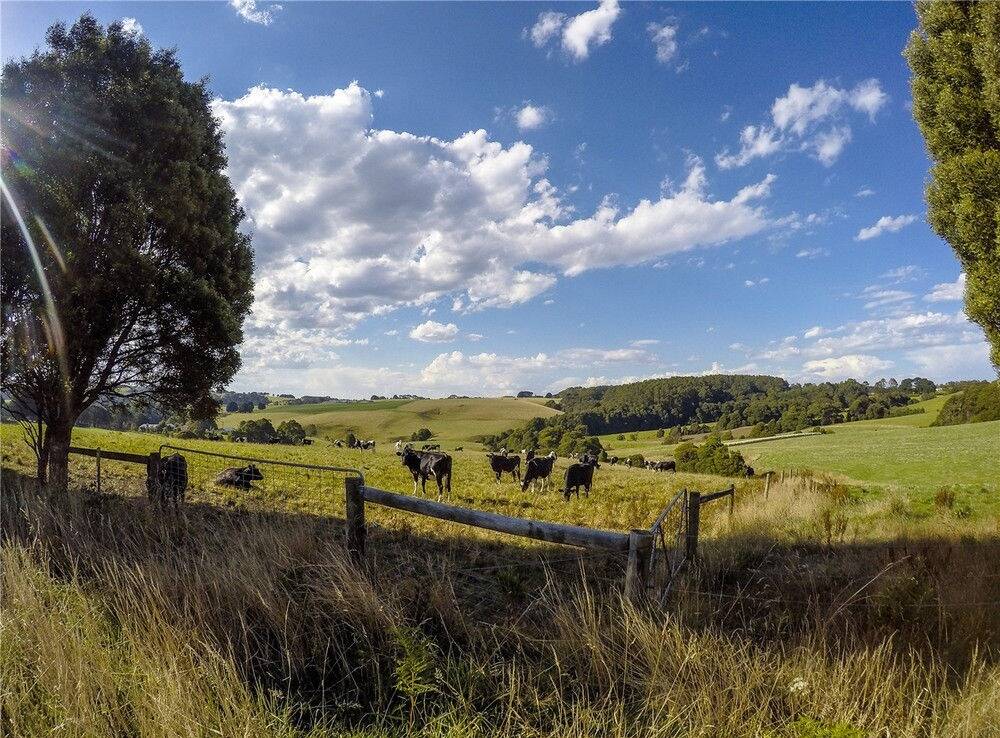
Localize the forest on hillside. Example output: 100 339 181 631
484 374 940 454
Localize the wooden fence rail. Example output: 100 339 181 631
345 478 652 599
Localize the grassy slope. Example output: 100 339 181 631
218 397 561 444
742 393 999 496
0 423 738 535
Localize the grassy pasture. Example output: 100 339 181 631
218 397 561 445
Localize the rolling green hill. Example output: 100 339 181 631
218 397 561 444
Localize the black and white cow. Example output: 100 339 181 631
563 456 599 501
215 464 264 490
399 446 452 500
521 452 557 493
487 452 521 482
653 460 676 473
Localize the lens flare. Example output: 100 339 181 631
1 176 71 397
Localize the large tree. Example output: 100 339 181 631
905 2 1000 372
1 15 254 490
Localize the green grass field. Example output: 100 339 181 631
219 397 560 445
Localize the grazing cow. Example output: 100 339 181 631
454 446 464 452
395 440 403 453
215 464 264 490
745 466 755 478
335 440 344 448
653 460 676 473
564 456 599 501
522 448 536 461
487 452 521 482
399 446 452 500
422 443 440 451
149 452 188 505
522 452 557 493
609 456 619 465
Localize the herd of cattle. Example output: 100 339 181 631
149 438 751 508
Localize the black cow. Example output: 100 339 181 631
149 452 188 505
609 456 619 465
454 446 464 452
522 448 536 461
215 464 264 490
487 452 521 482
522 452 557 493
745 466 755 478
653 460 676 473
399 446 452 500
564 456 599 501
422 443 440 451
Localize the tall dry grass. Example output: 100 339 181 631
2 471 998 737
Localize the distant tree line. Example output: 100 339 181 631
486 374 941 452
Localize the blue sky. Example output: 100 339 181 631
3 1 993 397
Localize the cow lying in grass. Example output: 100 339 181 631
487 452 521 483
522 452 556 493
398 446 452 500
564 455 599 501
214 464 264 490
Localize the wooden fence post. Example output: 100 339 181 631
145 452 160 501
345 476 366 561
728 485 735 516
685 491 701 561
96 448 102 494
625 529 654 602
764 472 771 499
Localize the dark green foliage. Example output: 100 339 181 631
0 15 254 489
235 418 277 443
626 454 645 467
226 402 239 413
516 390 534 398
492 375 928 452
673 434 748 477
410 428 434 442
905 2 1000 370
276 419 306 445
932 381 1000 425
481 414 602 458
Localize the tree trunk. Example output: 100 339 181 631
46 419 73 493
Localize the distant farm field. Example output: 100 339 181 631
219 397 561 445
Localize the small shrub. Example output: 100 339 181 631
934 487 956 509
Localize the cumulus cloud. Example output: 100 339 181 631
214 83 779 342
120 17 143 36
801 354 894 381
855 214 918 241
716 79 888 168
924 273 965 302
230 0 281 25
409 321 460 343
515 104 552 131
648 21 679 63
529 0 621 62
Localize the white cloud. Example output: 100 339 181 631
384 330 398 336
530 0 621 62
796 247 829 259
648 21 679 63
720 105 733 122
882 265 924 282
861 288 913 311
904 341 991 379
409 321 460 343
466 333 485 342
529 11 566 47
230 0 281 25
855 187 875 198
515 104 552 131
216 83 780 367
716 79 888 168
744 277 770 288
924 273 965 302
855 214 918 241
802 354 894 381
120 17 143 36
803 326 825 339
631 339 659 347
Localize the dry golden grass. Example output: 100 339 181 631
3 468 999 737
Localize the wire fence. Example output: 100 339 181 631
156 444 363 515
